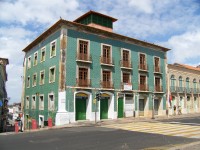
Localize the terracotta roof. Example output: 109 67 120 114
174 63 200 72
74 10 118 22
22 18 170 52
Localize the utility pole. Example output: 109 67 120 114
95 91 101 124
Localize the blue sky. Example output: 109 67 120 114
0 0 200 104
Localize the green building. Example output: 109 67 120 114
22 11 170 128
0 58 9 132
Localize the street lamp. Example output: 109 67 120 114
152 93 155 119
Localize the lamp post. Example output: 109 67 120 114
152 93 155 119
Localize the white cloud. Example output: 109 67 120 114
128 0 153 14
162 30 200 64
0 0 82 25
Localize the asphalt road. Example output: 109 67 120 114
0 125 198 150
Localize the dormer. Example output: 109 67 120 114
74 10 117 32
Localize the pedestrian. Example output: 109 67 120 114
173 105 176 115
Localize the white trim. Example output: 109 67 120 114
27 76 30 88
32 73 37 87
33 51 38 66
48 93 55 111
50 40 57 58
39 70 45 85
39 115 44 128
74 91 92 121
121 48 131 61
40 46 46 62
76 65 90 80
31 95 36 109
77 38 90 55
101 43 112 65
26 96 29 109
49 66 56 83
27 56 31 69
39 94 44 110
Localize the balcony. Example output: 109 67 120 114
100 56 114 66
154 66 162 74
76 78 91 87
191 88 199 94
170 86 177 93
139 84 149 91
185 87 191 93
100 81 114 89
177 87 185 93
121 82 132 91
155 85 163 92
120 60 132 69
76 53 92 63
139 64 148 71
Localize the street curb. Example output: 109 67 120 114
167 141 200 150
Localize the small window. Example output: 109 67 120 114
27 76 30 88
50 41 56 58
27 56 31 68
32 73 37 87
40 70 45 85
33 52 38 66
41 47 46 62
39 95 44 110
48 94 54 110
26 96 29 109
49 67 55 83
32 95 36 109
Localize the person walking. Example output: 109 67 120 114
173 105 176 115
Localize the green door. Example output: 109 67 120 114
76 98 86 120
118 98 124 118
100 98 108 119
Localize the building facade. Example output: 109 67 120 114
168 63 200 115
0 58 9 132
22 11 170 128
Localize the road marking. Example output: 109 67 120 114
102 121 200 139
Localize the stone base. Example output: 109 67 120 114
55 112 69 126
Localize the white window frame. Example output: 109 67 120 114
139 73 148 85
50 40 56 58
77 38 90 54
101 68 113 82
48 93 55 111
27 76 30 88
32 95 36 109
27 56 31 69
26 96 29 109
39 70 45 85
39 94 44 110
101 43 112 62
49 66 56 83
76 65 90 79
121 70 131 83
40 47 46 62
139 52 147 64
33 51 38 66
121 48 131 61
32 73 37 87
154 76 162 86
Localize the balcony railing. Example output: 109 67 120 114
185 87 191 93
139 64 148 71
154 66 162 73
76 78 91 87
121 82 132 90
76 53 92 62
177 87 185 93
170 86 177 92
155 85 163 92
120 60 132 69
100 81 114 89
100 56 114 65
139 84 149 91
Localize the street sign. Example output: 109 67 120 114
0 100 3 107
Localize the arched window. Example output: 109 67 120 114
179 76 183 87
186 77 190 88
193 78 197 89
170 75 175 87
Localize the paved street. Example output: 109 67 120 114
1 115 200 150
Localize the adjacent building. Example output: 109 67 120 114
22 11 170 128
0 58 9 132
168 63 200 115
